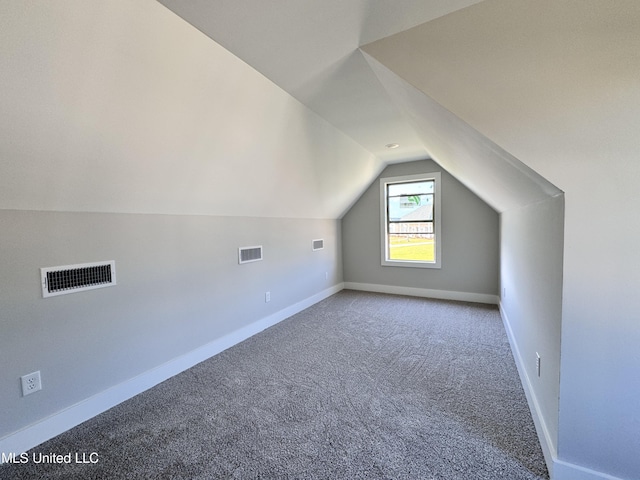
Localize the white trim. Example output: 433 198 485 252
0 283 344 461
380 172 442 269
344 282 498 305
553 459 626 480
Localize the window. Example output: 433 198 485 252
380 172 441 268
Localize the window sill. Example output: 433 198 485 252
381 259 441 269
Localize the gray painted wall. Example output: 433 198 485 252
342 159 499 297
500 195 564 461
0 210 341 440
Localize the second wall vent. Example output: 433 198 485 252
312 239 324 251
239 246 263 264
41 261 116 298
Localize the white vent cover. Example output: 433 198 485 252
41 261 116 298
312 239 324 251
238 246 263 264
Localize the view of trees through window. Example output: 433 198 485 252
386 180 435 262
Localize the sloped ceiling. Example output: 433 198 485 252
0 1 381 218
156 0 565 214
362 52 562 213
155 0 484 163
362 0 640 211
1 0 491 219
7 1 631 217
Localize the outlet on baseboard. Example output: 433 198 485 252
265 291 270 303
21 371 42 396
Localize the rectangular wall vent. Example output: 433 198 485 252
312 239 324 251
41 261 116 298
238 246 263 264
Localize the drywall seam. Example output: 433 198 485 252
344 282 498 305
0 283 344 460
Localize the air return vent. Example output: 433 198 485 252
312 239 324 251
41 261 116 298
238 246 263 264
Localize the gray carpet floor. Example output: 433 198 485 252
2 290 549 479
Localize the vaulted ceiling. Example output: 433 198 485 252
157 0 639 215
4 1 635 217
156 0 566 213
156 0 484 164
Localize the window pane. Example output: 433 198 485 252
388 232 435 261
381 173 441 268
388 195 433 221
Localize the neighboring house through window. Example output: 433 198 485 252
380 172 441 268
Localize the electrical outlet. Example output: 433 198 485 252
21 371 42 396
503 287 506 299
265 291 270 303
536 353 541 377
325 272 329 280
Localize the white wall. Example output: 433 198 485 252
363 1 640 478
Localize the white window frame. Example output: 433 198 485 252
380 172 442 269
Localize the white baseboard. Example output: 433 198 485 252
553 459 626 480
499 302 624 480
344 282 499 305
0 283 344 461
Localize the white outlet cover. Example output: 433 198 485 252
21 371 42 396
